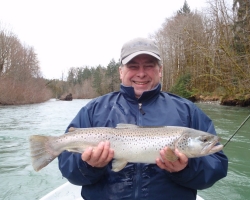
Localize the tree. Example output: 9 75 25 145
76 66 92 83
232 0 250 55
153 0 250 97
105 59 120 92
0 27 17 76
67 67 77 85
0 23 52 104
153 9 205 91
92 65 104 95
177 0 191 15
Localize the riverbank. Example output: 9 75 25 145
1 92 250 107
189 94 250 107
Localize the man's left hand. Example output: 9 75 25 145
156 147 188 173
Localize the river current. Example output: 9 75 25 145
0 99 249 200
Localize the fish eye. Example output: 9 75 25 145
200 136 208 142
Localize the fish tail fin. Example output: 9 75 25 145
29 135 58 172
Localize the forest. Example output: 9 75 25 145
0 0 249 105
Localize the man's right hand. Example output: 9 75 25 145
81 141 114 168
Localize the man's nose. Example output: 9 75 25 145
137 66 146 77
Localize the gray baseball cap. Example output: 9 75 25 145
120 37 161 65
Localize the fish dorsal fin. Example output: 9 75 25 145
68 127 76 132
68 127 87 132
116 123 139 129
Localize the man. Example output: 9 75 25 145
58 37 228 200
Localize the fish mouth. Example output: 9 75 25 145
201 137 222 155
209 144 224 153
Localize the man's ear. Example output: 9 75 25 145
119 66 123 80
159 66 163 78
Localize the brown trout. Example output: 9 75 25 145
29 124 223 172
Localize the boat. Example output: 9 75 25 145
40 181 204 200
40 182 82 200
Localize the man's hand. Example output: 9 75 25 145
81 141 114 168
156 147 188 173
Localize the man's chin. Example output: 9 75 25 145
134 89 148 97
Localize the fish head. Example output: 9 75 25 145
175 130 223 158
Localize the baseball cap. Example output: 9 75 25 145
120 37 161 65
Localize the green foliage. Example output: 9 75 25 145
170 74 193 98
105 59 120 92
60 59 121 98
46 79 68 99
177 0 191 15
67 68 77 85
92 65 104 95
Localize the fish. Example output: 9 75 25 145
29 123 223 172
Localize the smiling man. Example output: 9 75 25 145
58 37 228 200
119 38 162 99
119 54 162 98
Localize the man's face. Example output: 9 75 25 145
119 54 162 98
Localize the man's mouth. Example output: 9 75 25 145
133 81 149 85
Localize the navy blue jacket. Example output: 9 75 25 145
58 84 228 200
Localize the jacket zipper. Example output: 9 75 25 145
135 104 144 199
138 103 145 115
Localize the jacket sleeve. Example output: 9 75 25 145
169 104 228 190
58 105 108 186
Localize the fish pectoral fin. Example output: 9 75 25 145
165 148 179 162
111 159 128 172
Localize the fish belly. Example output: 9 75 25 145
110 137 174 163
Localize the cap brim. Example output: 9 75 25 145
121 51 161 65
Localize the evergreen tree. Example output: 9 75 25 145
67 67 76 85
92 65 103 95
75 66 92 84
82 67 92 80
105 59 120 92
177 0 191 15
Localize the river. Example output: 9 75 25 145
0 99 249 200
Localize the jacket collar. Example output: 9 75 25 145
120 83 161 103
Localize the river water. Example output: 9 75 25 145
0 99 249 200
